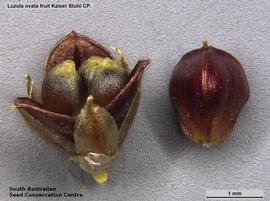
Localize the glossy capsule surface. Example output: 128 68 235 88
170 42 249 147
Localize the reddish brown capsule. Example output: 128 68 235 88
169 42 249 147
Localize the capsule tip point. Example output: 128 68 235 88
202 41 208 48
86 96 94 105
10 104 17 111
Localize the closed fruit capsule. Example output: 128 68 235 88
169 42 249 147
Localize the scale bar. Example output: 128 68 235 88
207 197 263 199
206 190 264 200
